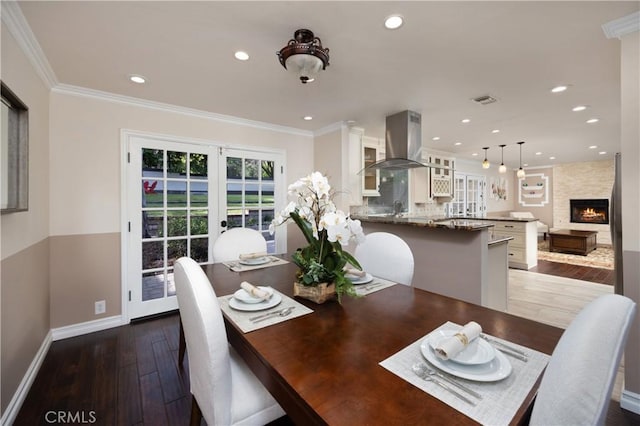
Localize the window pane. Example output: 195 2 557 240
227 157 242 179
227 182 242 211
245 159 259 179
142 179 164 207
168 151 186 175
245 183 260 209
142 241 164 270
167 181 187 208
263 209 274 229
142 271 165 301
262 160 274 180
167 211 187 237
191 180 208 206
168 239 187 266
246 209 260 230
261 182 274 205
191 238 208 263
191 210 208 235
189 153 207 179
142 148 163 171
143 211 164 238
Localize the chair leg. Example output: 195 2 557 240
179 317 186 366
543 232 547 241
190 396 203 426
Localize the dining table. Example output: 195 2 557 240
202 255 564 425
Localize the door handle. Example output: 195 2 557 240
220 220 227 228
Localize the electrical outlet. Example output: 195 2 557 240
95 300 106 315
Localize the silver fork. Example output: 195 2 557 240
363 282 384 291
422 362 483 399
412 363 477 406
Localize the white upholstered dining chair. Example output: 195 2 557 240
212 227 268 263
529 293 636 426
174 257 285 426
354 232 414 285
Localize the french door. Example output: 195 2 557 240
447 173 486 217
123 133 284 320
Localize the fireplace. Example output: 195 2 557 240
570 199 609 224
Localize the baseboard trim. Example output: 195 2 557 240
621 389 640 415
51 315 126 341
1 330 52 426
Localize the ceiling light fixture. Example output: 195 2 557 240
482 147 490 169
454 142 462 146
277 29 330 84
498 144 507 173
129 74 146 84
384 14 404 29
432 136 440 141
551 85 568 93
461 118 471 123
572 105 587 112
234 51 249 61
516 141 526 178
492 129 500 134
586 118 600 124
303 116 313 121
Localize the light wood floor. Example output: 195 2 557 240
506 268 639 425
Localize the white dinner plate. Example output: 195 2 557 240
233 286 274 304
239 256 270 266
229 292 282 311
420 337 512 382
346 272 373 285
427 329 496 365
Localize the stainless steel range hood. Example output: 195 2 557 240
359 110 453 172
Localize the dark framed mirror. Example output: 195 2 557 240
1 81 29 213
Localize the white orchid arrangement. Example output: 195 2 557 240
270 171 366 300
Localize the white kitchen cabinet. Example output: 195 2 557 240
427 153 455 199
362 136 381 197
410 167 429 204
489 220 538 269
347 127 364 205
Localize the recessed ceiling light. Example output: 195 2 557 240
384 14 404 29
472 153 478 156
461 118 471 123
454 142 462 146
549 156 556 160
551 85 568 93
303 116 313 121
589 145 598 149
586 118 599 124
432 136 440 141
535 152 542 156
523 163 529 167
599 151 607 155
491 129 500 134
129 74 146 84
234 51 249 61
572 105 588 112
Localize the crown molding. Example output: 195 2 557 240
314 121 346 137
52 84 314 137
1 0 58 88
602 11 640 39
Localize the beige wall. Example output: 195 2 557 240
48 91 314 327
0 25 51 414
620 29 640 405
552 160 614 245
511 166 554 228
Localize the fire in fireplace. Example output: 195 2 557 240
570 199 609 224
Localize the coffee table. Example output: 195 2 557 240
549 229 598 255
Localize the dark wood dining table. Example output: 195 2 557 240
202 257 564 425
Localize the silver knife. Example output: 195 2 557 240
480 335 528 361
249 307 286 321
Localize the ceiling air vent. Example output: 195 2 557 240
472 95 497 105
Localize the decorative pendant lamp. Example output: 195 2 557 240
482 147 490 169
498 144 507 173
516 141 526 178
277 29 330 84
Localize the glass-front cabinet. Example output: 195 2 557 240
362 137 381 197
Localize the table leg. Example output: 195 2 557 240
179 316 186 366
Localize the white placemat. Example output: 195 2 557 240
354 277 397 296
223 256 289 272
379 321 550 425
218 291 313 333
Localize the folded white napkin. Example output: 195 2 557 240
435 321 482 360
239 251 267 260
240 281 271 301
344 267 366 277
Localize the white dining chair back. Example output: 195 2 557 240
354 232 414 285
212 227 267 263
174 257 284 426
529 293 636 426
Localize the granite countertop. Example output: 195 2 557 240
351 215 493 231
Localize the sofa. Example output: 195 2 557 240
509 211 549 240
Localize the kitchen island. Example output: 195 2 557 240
352 215 511 311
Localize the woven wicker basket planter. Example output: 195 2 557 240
293 281 336 304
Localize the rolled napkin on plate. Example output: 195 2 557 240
435 321 482 361
239 251 268 260
344 267 366 277
240 281 272 301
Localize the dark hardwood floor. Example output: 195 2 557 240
13 260 629 425
531 259 615 286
